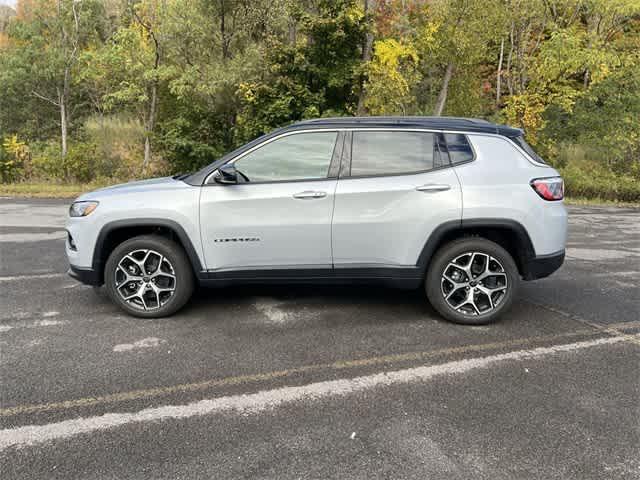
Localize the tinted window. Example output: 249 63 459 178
443 134 474 164
233 132 337 182
351 131 440 176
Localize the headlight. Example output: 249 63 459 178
69 201 99 217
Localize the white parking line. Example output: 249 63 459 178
0 334 633 451
0 231 67 243
0 273 67 282
113 337 165 352
0 319 68 333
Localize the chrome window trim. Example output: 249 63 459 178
203 126 545 185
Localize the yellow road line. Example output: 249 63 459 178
0 328 609 417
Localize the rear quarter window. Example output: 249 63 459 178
443 134 474 164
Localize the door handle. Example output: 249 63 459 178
293 190 327 199
415 184 451 192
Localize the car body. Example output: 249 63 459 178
66 116 567 324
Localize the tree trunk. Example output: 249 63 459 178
506 22 514 96
433 62 454 116
59 67 70 158
356 0 376 116
220 2 231 60
60 97 68 158
142 81 158 171
496 37 505 106
288 20 297 45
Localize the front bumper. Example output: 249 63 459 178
68 265 102 286
523 250 565 280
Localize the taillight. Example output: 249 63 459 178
531 177 564 201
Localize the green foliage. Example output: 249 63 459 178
559 158 640 203
83 115 148 179
157 114 226 173
549 57 640 168
364 39 420 115
1 135 29 183
235 0 366 140
0 0 639 201
234 44 324 142
31 141 97 184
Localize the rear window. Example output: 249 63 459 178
351 131 444 176
511 135 547 164
443 134 474 164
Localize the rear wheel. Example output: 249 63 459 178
426 238 520 325
104 235 194 318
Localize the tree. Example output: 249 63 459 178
363 38 419 114
235 0 366 139
0 0 106 157
356 0 377 115
18 0 104 156
413 0 502 116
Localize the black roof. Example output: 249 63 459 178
291 116 522 137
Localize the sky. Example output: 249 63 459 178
0 0 16 7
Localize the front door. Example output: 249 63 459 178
199 130 340 272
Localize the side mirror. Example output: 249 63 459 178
215 164 238 184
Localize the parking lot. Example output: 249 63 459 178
1 198 639 479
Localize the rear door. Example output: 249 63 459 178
199 130 342 272
331 130 462 270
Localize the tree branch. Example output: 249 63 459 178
32 90 60 106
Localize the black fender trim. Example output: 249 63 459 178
92 219 204 282
68 265 102 286
416 218 538 278
416 219 462 273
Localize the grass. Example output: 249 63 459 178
563 197 640 208
0 182 106 198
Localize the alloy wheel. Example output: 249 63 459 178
114 249 176 311
440 251 508 316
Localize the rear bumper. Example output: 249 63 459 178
523 250 565 280
68 265 103 286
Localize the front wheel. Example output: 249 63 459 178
104 235 194 318
425 238 520 325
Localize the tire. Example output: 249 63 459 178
104 235 194 318
425 237 520 325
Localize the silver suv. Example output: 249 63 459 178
66 117 567 324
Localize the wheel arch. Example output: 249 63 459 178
92 219 203 285
417 219 536 278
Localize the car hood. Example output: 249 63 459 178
76 176 187 200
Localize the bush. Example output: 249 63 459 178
557 147 640 203
25 115 166 184
1 134 30 183
31 141 96 183
83 115 150 179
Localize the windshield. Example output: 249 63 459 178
511 135 547 165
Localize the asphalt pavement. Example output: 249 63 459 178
0 198 639 479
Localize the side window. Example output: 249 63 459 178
443 133 474 164
350 131 439 176
233 132 337 182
